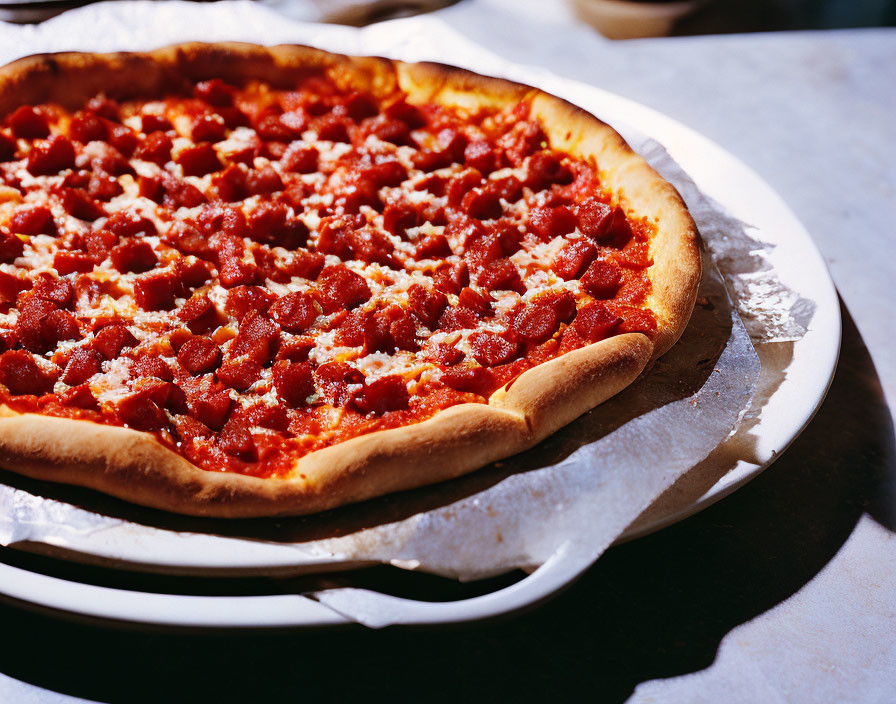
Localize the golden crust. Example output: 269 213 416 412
0 43 700 517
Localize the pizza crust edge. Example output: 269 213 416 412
0 43 699 517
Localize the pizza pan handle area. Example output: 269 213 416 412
0 560 354 628
0 543 591 629
310 540 595 627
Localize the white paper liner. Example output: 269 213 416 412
0 2 779 589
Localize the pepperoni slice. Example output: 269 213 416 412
352 375 409 415
383 202 419 238
315 114 351 143
577 199 631 244
432 261 469 295
10 206 56 237
466 221 523 265
0 132 15 161
437 306 479 332
316 362 364 406
580 260 622 299
61 347 102 386
316 215 357 259
176 142 222 177
0 233 23 265
276 338 315 363
208 163 248 202
0 350 56 396
408 284 448 329
196 203 248 239
536 289 577 323
186 384 233 430
413 233 452 260
116 389 169 430
498 121 546 164
137 174 163 202
225 286 276 321
269 248 326 282
367 116 415 147
273 360 315 408
446 168 483 208
178 294 220 334
131 356 173 381
476 258 525 294
340 92 378 121
135 131 173 165
525 150 573 191
87 142 134 177
105 210 157 239
281 144 319 173
366 161 410 191
105 123 138 157
347 226 397 266
529 205 577 240
213 235 258 288
93 324 137 360
194 79 236 107
572 302 621 342
457 287 492 317
268 291 319 334
425 343 465 366
616 307 658 335
110 240 158 273
512 301 560 344
363 305 418 353
0 271 30 304
14 298 59 353
140 114 173 133
246 165 284 196
316 265 371 314
217 358 262 392
177 336 222 375
439 363 495 396
176 258 212 292
461 188 503 220
58 187 105 222
241 402 290 432
7 106 50 139
228 310 280 365
217 417 255 459
30 274 74 308
27 136 76 176
384 99 425 128
134 270 179 311
464 139 501 174
248 202 307 248
469 331 519 367
86 97 121 122
334 310 365 347
58 384 100 411
190 114 227 143
552 239 597 280
414 173 448 196
43 309 81 347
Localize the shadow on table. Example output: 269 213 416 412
0 299 892 703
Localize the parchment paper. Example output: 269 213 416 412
0 2 780 589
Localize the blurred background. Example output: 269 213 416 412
2 0 896 33
667 0 896 35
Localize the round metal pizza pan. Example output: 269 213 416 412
0 54 840 627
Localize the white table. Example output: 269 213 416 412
1 1 894 701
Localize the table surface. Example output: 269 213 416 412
1 1 895 701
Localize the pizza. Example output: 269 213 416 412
0 43 700 517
